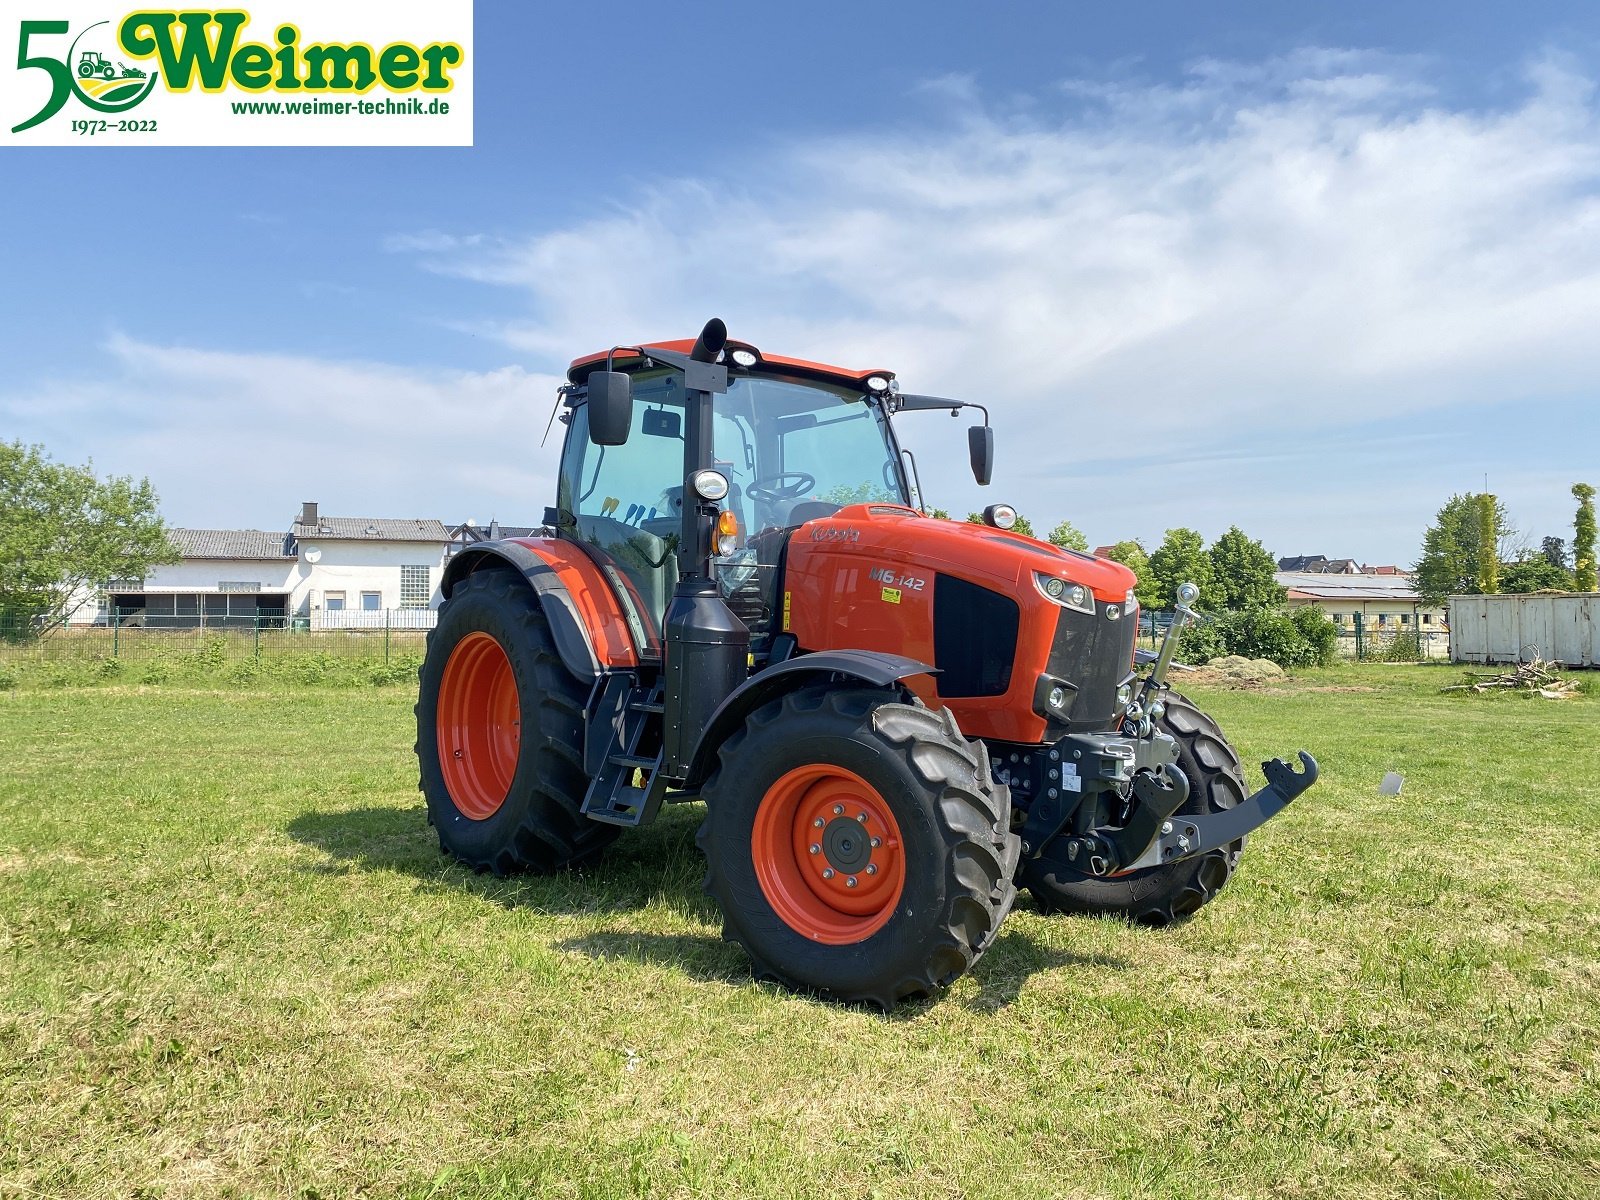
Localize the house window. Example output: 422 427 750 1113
401 565 431 608
361 592 382 611
325 591 346 611
1376 613 1388 627
1422 614 1433 625
1400 614 1411 626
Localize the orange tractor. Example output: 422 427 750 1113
417 319 1317 1008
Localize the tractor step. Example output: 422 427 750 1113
581 678 668 828
609 752 658 771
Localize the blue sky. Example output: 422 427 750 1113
3 0 1599 567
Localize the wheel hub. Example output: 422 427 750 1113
751 764 906 944
821 816 871 873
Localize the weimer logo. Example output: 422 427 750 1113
11 18 160 131
3 3 473 146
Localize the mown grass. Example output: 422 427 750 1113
1 666 1596 1199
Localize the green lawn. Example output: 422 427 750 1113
1 666 1596 1199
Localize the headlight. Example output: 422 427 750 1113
1034 572 1095 614
729 348 758 368
690 469 729 501
983 503 1017 530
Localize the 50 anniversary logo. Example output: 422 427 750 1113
4 4 473 146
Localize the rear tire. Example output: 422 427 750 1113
698 687 1018 1009
416 570 619 874
1022 691 1247 925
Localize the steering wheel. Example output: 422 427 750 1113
746 471 817 504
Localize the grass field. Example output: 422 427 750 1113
1 665 1596 1199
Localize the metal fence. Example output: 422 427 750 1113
0 608 436 667
1140 611 1448 662
3 605 1447 671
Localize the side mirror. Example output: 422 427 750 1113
968 425 994 486
586 371 632 446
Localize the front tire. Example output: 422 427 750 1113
698 687 1018 1009
1022 691 1248 925
416 570 619 874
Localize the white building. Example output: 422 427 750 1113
92 502 450 628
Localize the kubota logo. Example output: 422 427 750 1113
5 6 472 144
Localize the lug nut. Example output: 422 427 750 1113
832 804 844 815
813 818 824 828
846 876 858 888
870 837 881 848
866 864 878 875
809 844 821 855
857 812 869 823
822 868 835 879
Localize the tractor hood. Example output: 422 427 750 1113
798 504 1137 605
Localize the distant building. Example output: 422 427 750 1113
1276 570 1446 634
1277 555 1364 574
83 501 450 628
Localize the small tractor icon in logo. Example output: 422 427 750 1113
78 51 146 81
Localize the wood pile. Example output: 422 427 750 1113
1441 657 1579 699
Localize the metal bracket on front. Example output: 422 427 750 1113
1121 751 1320 870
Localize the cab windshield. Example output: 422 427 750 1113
556 371 909 626
712 374 909 532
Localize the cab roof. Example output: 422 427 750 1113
567 338 895 391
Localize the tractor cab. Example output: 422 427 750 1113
554 343 917 657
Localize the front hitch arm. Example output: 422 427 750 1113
1117 751 1320 872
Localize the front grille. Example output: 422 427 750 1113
1044 600 1136 734
934 574 1020 697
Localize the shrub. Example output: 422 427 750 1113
1177 619 1228 665
1289 606 1339 667
1380 630 1422 663
1216 607 1313 667
1177 606 1330 669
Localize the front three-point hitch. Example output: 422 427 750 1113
1015 581 1320 879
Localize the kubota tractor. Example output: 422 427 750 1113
417 319 1317 1008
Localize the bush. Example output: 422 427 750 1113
1178 605 1332 669
1177 619 1228 665
1289 606 1338 667
1216 608 1314 667
1380 630 1422 663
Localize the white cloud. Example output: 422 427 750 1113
393 50 1600 559
1 335 563 529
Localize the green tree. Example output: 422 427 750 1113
1476 494 1499 594
1046 520 1088 552
1103 539 1159 609
1574 483 1597 591
1146 528 1214 610
0 441 177 634
967 511 1034 537
1414 493 1511 605
1500 557 1573 593
927 507 951 520
1206 526 1284 611
1541 536 1569 570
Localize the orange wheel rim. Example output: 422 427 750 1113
436 631 520 820
751 764 905 945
